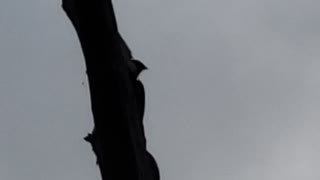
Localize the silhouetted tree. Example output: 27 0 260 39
62 0 160 179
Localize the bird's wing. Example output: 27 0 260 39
135 80 146 121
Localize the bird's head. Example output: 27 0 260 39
132 59 147 72
129 59 148 79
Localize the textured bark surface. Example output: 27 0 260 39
62 0 160 180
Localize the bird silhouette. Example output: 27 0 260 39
131 60 147 148
117 33 160 180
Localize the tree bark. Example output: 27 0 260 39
62 0 160 180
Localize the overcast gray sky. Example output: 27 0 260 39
1 0 320 179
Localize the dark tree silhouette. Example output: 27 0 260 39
62 0 160 180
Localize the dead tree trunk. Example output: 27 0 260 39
62 0 160 180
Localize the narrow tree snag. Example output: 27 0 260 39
62 0 160 180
